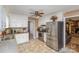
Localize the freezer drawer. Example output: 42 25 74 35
46 39 58 50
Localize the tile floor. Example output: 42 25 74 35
0 39 17 53
17 39 76 53
59 47 77 53
17 39 56 53
67 36 79 52
0 39 76 53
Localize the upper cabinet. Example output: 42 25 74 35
0 6 28 30
9 14 28 27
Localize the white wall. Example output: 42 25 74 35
9 13 28 27
39 12 64 25
0 6 7 31
0 6 3 29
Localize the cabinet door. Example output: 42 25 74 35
15 33 29 44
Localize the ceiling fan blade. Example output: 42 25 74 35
29 9 44 17
40 12 44 14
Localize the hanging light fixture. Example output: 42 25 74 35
51 16 58 22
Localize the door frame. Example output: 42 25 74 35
64 15 79 48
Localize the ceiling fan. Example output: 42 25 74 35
29 10 44 17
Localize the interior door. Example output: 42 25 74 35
29 20 36 39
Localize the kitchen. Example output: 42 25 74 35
0 5 79 53
0 6 29 52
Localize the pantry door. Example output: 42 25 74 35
29 20 36 40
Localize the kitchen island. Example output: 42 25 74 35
15 33 29 44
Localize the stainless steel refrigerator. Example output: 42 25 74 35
46 21 64 51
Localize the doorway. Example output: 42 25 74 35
65 16 79 52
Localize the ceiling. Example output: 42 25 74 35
4 5 79 16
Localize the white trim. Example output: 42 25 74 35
64 15 79 48
65 15 79 18
63 17 66 48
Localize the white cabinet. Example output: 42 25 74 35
9 14 28 27
15 33 29 44
44 33 47 42
10 19 28 27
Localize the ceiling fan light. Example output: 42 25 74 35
35 16 40 19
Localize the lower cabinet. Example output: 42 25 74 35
15 33 29 44
38 32 44 42
46 37 58 50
